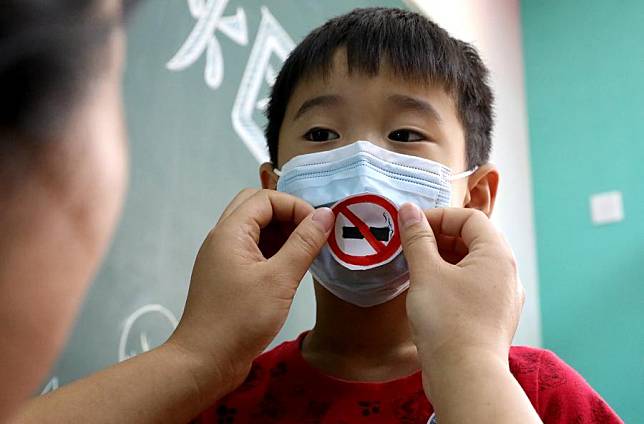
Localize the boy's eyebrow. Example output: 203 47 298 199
387 94 442 123
293 95 343 121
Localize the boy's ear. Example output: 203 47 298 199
463 163 499 217
259 162 279 190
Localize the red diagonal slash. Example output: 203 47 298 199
337 204 386 254
328 194 401 269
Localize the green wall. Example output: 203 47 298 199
521 1 644 421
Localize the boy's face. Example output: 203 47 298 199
261 49 497 211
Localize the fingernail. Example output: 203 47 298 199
312 207 335 232
399 203 422 229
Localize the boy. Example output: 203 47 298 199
196 7 621 423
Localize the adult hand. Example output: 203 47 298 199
398 204 525 378
398 204 537 423
168 189 334 399
8 191 334 424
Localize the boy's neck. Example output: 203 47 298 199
301 281 420 382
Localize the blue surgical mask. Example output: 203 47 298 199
276 140 475 307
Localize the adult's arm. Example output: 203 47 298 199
399 204 542 424
9 189 334 423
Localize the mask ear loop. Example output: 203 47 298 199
449 165 478 181
273 167 282 177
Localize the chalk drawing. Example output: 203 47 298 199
231 6 294 163
118 304 179 362
40 376 59 395
167 0 248 89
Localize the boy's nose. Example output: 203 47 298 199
342 136 388 150
367 138 389 150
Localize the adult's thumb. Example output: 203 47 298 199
399 203 442 280
270 207 334 283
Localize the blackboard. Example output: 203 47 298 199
41 0 407 394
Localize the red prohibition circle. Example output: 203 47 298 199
328 194 401 267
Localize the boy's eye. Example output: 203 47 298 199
304 128 340 142
388 129 425 142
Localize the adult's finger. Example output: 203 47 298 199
398 203 442 277
269 207 334 283
217 188 258 223
434 234 469 264
426 208 499 252
221 190 314 243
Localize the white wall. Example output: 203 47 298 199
405 0 541 346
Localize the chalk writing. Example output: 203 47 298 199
40 376 59 395
118 304 178 361
167 0 248 89
168 4 293 163
232 6 294 163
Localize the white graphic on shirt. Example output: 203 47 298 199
167 0 248 89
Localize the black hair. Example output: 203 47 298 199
0 0 139 138
265 7 494 168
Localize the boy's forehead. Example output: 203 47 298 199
285 49 456 115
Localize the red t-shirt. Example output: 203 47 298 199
196 333 622 423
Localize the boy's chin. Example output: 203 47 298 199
311 278 408 309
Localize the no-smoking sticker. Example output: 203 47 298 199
328 193 402 270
